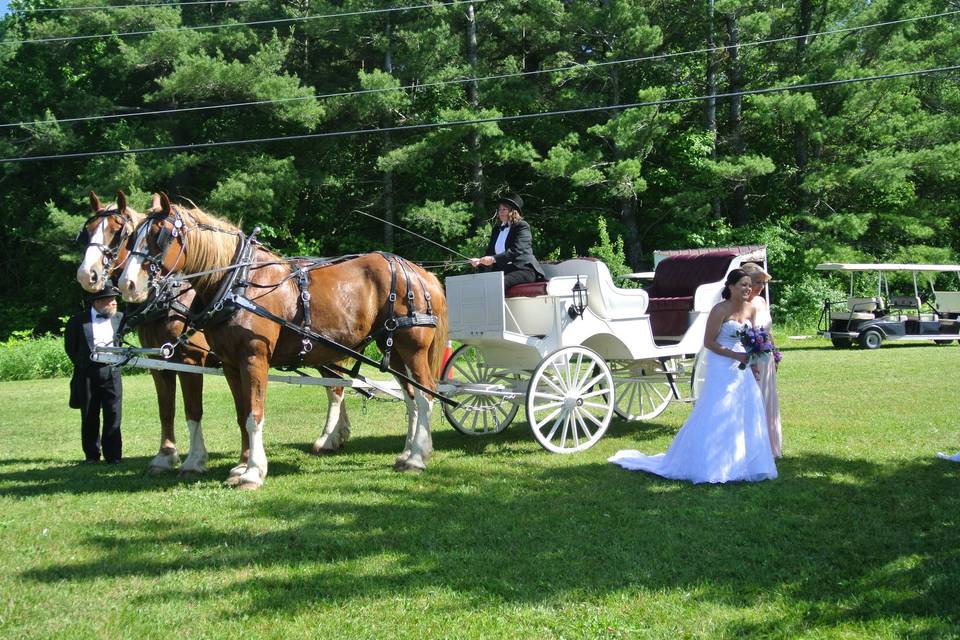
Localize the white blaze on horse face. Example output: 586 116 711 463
118 223 150 303
76 219 108 292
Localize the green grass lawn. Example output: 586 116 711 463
1 339 958 639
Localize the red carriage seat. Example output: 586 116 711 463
644 250 738 336
505 281 549 298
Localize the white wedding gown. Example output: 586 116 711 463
609 320 778 484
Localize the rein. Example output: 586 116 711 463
130 208 449 403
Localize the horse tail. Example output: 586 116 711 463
424 270 448 379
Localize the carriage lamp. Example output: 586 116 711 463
568 276 588 319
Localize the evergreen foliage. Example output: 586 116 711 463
1 0 958 337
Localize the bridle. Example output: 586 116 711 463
127 205 193 284
76 206 136 270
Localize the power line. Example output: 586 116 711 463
0 0 495 45
11 0 260 14
15 0 260 13
2 9 956 129
2 65 956 164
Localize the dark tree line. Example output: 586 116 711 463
1 0 958 336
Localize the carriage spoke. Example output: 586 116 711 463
582 400 611 411
581 409 606 429
544 409 567 442
569 412 582 448
580 371 608 392
541 372 567 397
581 387 612 400
559 413 571 449
533 405 563 428
648 383 669 403
573 410 593 443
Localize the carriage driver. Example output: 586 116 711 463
469 193 545 291
64 283 124 464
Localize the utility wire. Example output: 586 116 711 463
11 0 260 13
2 65 956 164
2 9 956 129
0 0 496 45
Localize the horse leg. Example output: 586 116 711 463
393 384 418 469
394 353 436 472
146 369 180 474
177 371 208 478
233 361 269 490
311 387 351 454
222 365 251 486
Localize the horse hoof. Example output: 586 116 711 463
237 481 262 491
311 443 338 456
223 474 243 487
393 459 426 473
227 464 248 477
178 469 205 480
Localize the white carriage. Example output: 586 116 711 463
440 246 765 453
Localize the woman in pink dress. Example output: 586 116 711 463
742 263 782 458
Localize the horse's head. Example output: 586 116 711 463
119 192 189 303
76 191 148 292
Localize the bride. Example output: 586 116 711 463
609 269 778 484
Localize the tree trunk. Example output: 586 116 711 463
726 12 748 226
466 3 484 218
705 0 721 219
793 0 812 171
610 65 642 269
382 16 395 250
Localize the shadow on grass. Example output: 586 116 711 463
19 452 960 636
0 454 304 496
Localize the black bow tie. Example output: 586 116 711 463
96 312 111 320
499 224 509 231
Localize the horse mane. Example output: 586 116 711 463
177 204 242 294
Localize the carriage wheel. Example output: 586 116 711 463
526 346 614 454
441 345 521 436
689 348 707 404
610 358 675 421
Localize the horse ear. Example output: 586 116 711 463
149 193 161 213
116 190 127 212
159 192 172 215
89 191 102 212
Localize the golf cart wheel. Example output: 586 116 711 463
859 329 883 350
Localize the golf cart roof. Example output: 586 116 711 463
815 263 960 273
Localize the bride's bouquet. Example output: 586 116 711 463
737 325 776 369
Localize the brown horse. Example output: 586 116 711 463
77 192 355 476
118 194 448 488
76 191 217 475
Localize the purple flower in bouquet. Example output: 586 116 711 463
736 325 774 369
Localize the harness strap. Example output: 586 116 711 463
380 253 399 371
225 292 452 405
295 265 313 363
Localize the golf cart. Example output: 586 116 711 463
816 263 960 349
